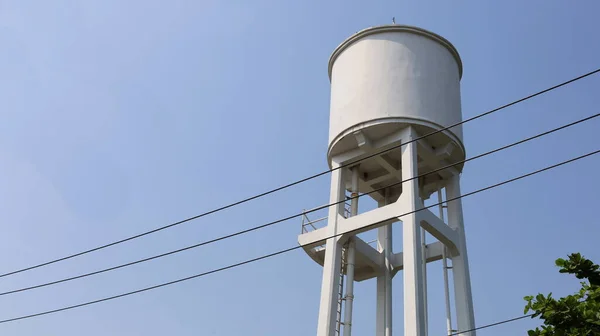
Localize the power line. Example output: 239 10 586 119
450 314 534 335
1 112 597 297
0 149 597 324
1 68 598 279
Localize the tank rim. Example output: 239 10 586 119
328 24 463 80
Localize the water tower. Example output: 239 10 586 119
298 25 476 336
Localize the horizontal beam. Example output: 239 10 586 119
416 138 459 178
363 170 393 186
435 142 455 158
300 190 420 248
391 241 445 276
418 208 459 254
354 236 385 274
332 128 408 166
297 215 345 248
357 178 386 203
298 205 398 247
338 205 399 239
375 155 402 181
300 192 457 250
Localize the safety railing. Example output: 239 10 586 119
300 196 354 235
300 211 328 234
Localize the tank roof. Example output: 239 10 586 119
328 24 463 80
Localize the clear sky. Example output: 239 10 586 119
0 1 599 335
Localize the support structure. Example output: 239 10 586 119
439 189 454 336
401 127 427 336
315 163 344 336
299 127 476 336
297 23 475 336
376 189 393 336
446 175 476 335
342 167 359 336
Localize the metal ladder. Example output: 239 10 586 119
335 246 347 336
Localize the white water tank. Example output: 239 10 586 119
327 25 466 172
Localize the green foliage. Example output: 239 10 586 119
524 253 600 335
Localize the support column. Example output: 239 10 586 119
343 239 355 336
376 189 393 336
343 167 359 336
384 190 393 336
401 127 427 336
317 162 345 336
376 220 386 336
421 226 428 336
446 175 476 335
438 189 454 336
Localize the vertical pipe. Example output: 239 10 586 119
421 227 428 336
343 167 359 336
438 188 453 336
350 167 359 216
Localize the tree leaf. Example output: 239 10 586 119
525 252 599 336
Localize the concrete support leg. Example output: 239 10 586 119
343 239 355 336
376 272 386 336
446 175 476 335
384 222 393 336
343 167 359 336
317 163 345 336
438 189 454 336
376 217 393 336
421 226 429 336
317 237 343 336
401 127 427 336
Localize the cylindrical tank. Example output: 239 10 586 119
327 25 465 170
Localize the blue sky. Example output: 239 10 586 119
0 1 599 335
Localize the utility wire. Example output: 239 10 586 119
1 68 598 279
2 112 598 296
449 314 534 335
0 149 597 324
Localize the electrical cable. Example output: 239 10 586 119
449 314 534 335
1 112 597 296
1 68 597 279
0 149 597 324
